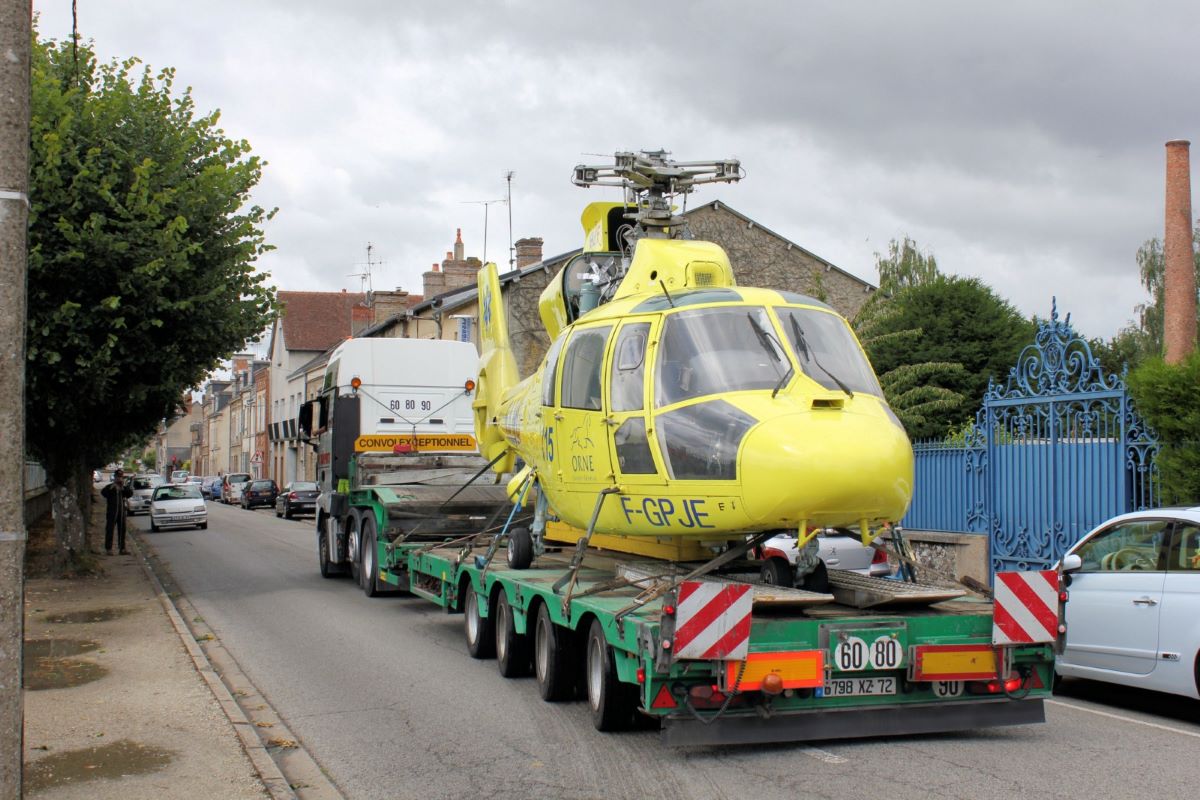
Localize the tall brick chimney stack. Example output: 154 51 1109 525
454 228 464 261
1164 140 1197 364
514 237 544 269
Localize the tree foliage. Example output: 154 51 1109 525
1126 352 1200 504
27 31 274 561
1092 228 1200 373
861 275 1034 439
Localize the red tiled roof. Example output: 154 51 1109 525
276 291 368 352
406 294 424 307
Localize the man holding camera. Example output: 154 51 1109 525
101 469 133 555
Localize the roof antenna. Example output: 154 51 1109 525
505 170 515 270
461 198 505 265
348 242 381 295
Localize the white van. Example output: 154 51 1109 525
221 473 252 504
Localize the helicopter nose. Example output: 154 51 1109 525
738 406 913 527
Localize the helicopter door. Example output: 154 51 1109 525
605 320 665 489
555 324 614 491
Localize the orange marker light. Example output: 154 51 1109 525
350 377 362 389
465 379 476 393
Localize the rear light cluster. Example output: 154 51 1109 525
871 548 888 565
966 673 1024 695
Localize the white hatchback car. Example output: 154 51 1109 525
149 483 208 532
1056 507 1200 700
759 529 893 589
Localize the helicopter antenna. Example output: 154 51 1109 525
505 170 515 270
658 279 676 308
571 150 743 244
348 242 382 295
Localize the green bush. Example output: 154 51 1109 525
1127 352 1200 504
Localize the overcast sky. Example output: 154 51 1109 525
33 1 1200 340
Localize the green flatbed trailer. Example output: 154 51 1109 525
362 534 1055 746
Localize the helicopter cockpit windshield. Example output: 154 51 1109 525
655 306 789 407
775 307 883 397
653 305 883 407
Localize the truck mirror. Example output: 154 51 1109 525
298 401 314 436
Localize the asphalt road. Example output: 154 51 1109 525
133 502 1200 800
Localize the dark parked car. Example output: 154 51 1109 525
275 481 319 519
201 476 223 500
240 479 278 509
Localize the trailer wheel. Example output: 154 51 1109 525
586 618 637 731
507 527 533 570
346 511 362 583
495 592 532 677
464 586 496 659
799 560 830 593
534 602 575 701
760 557 793 588
361 515 381 598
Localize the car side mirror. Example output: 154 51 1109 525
1060 553 1082 572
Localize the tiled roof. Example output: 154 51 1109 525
275 291 368 353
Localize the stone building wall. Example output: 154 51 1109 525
683 203 874 320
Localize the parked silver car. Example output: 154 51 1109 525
759 529 893 588
1056 506 1200 700
125 474 167 516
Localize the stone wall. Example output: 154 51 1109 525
881 529 989 587
684 203 873 320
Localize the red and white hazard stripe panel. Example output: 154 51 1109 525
992 569 1059 645
672 581 753 661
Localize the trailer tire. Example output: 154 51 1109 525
361 515 381 598
760 557 793 587
464 586 496 659
506 527 533 570
346 511 362 583
495 592 532 677
534 602 575 701
799 559 829 593
586 618 637 731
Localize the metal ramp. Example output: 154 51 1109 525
826 570 966 609
615 562 835 608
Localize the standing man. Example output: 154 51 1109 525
101 469 133 555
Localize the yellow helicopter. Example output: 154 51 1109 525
473 151 913 586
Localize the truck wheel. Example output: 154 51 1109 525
506 527 533 570
495 592 532 677
534 602 575 701
317 516 342 579
760 557 793 588
799 560 830 593
586 618 637 731
361 515 381 598
464 587 496 659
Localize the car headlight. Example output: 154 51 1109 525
193 505 206 513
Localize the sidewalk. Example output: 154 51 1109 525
21 499 269 799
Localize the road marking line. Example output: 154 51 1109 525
800 746 847 764
1047 698 1200 739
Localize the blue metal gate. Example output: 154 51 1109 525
901 301 1159 573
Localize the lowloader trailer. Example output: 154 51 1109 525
356 523 1059 746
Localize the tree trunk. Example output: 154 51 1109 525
50 465 88 571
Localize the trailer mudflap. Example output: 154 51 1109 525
660 698 1044 747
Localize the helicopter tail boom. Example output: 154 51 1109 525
474 262 519 474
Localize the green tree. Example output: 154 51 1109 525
28 31 274 567
854 237 967 437
863 276 1034 439
1127 353 1200 504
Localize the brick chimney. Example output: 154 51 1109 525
454 228 464 261
369 287 411 326
423 262 446 299
515 237 543 269
1164 140 1197 364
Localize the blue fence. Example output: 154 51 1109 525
901 301 1159 574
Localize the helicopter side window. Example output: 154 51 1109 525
560 326 612 411
610 322 650 412
614 418 656 474
541 334 566 406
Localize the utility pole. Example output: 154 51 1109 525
0 2 30 797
